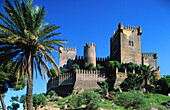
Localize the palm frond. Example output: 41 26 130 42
21 1 33 32
38 25 60 38
4 0 25 33
33 7 47 34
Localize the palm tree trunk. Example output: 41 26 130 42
0 93 6 110
26 52 34 110
26 79 33 110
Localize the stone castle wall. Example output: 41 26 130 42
47 67 161 96
59 46 76 69
142 53 158 70
110 28 121 62
120 24 142 65
74 69 105 90
47 73 76 91
84 42 96 66
110 23 142 65
47 67 135 93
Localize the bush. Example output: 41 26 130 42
48 90 56 97
114 91 146 109
33 94 47 109
101 81 109 97
69 90 100 110
120 72 143 91
69 64 80 73
155 76 170 95
61 68 69 74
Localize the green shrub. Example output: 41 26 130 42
155 76 170 95
114 91 146 109
120 72 143 91
48 90 56 97
61 68 69 74
105 61 121 90
69 90 100 110
101 81 109 97
96 64 104 70
33 94 47 108
69 64 80 73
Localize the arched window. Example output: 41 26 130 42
129 41 134 46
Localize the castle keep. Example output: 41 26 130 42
47 23 161 96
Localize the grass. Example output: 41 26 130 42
143 93 170 109
98 102 125 109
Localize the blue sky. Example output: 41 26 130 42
0 0 170 109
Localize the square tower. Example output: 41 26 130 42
110 23 142 65
59 46 76 69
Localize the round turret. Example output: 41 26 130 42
84 42 96 67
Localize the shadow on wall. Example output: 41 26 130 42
60 59 76 70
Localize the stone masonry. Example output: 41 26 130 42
48 23 161 94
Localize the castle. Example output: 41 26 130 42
47 23 161 96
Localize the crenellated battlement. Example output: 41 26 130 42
142 52 158 57
111 23 142 41
76 69 105 75
84 42 96 48
118 23 142 35
124 25 138 31
76 55 84 60
96 56 110 62
59 46 76 52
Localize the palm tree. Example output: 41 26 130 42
0 0 67 109
139 64 157 92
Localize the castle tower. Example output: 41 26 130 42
110 23 142 65
59 46 76 69
84 42 96 66
142 53 158 70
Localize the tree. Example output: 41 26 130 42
7 106 12 110
10 96 19 102
61 68 69 74
120 72 143 91
47 68 57 78
84 63 95 71
105 61 121 90
33 94 47 110
20 95 26 110
11 103 19 110
0 0 67 109
0 61 26 110
139 64 157 92
69 64 80 73
96 64 104 70
84 63 89 70
155 75 170 95
121 62 140 72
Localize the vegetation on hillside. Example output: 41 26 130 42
31 89 170 110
